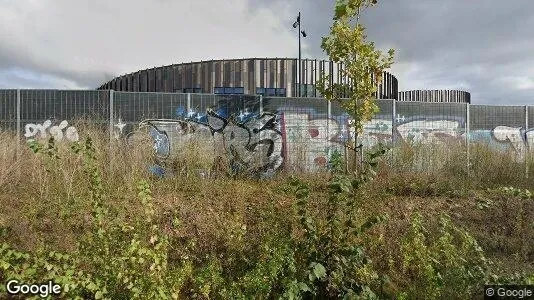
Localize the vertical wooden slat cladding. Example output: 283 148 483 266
138 71 144 92
238 60 243 88
163 67 170 92
155 68 162 92
398 90 470 103
214 61 221 88
146 69 154 92
187 64 193 89
288 59 296 96
247 60 254 94
194 63 201 88
210 61 215 93
98 58 400 99
202 62 208 93
261 59 265 91
222 61 230 87
274 58 282 88
269 59 275 88
280 60 285 89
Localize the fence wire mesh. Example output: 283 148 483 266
263 96 330 172
0 90 17 132
0 89 532 178
393 101 467 173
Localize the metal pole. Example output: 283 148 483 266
298 11 301 98
526 105 529 179
259 94 263 115
327 100 331 158
16 89 21 158
109 90 114 142
187 93 191 115
392 99 396 165
108 89 114 174
466 102 470 178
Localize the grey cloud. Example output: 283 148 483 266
0 0 533 105
0 0 297 89
248 0 534 104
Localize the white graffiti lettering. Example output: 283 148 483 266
24 120 78 142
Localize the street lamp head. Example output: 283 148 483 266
301 30 307 37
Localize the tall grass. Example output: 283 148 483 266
1 125 533 298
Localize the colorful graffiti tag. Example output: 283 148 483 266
24 120 79 142
126 108 283 177
119 106 534 176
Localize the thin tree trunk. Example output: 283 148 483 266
344 142 348 174
353 118 359 175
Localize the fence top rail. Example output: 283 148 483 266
10 89 108 92
470 104 531 107
112 91 192 96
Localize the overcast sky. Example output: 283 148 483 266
0 0 533 105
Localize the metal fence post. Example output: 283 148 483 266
16 89 21 157
259 94 263 115
466 102 470 178
187 93 191 115
109 90 114 142
327 99 331 158
108 90 115 174
526 105 529 179
392 99 396 165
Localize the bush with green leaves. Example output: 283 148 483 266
398 213 489 300
285 144 389 299
1 137 188 299
496 186 532 199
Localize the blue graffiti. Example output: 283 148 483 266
148 126 170 158
133 108 283 178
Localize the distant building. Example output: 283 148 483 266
98 58 399 99
398 90 470 103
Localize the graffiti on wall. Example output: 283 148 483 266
126 108 283 177
24 120 79 142
118 106 534 176
280 110 344 171
468 126 534 161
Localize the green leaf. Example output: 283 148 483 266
312 262 327 280
298 282 311 292
359 215 381 233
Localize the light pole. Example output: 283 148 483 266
293 12 307 97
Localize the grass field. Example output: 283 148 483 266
1 125 533 299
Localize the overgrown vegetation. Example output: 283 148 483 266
0 126 533 299
1 1 533 297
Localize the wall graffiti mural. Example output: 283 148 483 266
117 106 534 177
125 108 283 178
24 120 79 142
2 90 532 178
280 110 345 171
395 117 465 145
468 127 534 161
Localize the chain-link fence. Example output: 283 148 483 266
0 89 532 178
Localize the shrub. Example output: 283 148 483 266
398 213 489 299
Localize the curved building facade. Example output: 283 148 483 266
98 58 398 99
398 90 470 103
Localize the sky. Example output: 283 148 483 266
0 0 533 105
